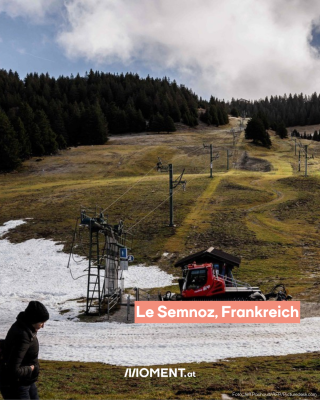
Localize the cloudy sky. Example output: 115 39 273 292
1 0 320 100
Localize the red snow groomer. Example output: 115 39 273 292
161 247 291 301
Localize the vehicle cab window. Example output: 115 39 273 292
186 268 207 289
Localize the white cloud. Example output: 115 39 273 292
54 0 320 100
3 0 320 99
0 0 60 20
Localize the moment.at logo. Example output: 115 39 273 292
124 368 196 378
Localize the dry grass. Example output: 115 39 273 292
2 125 320 298
37 353 320 399
3 122 320 398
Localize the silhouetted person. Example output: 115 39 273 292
0 301 49 400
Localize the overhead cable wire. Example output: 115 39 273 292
126 164 210 233
67 217 88 280
101 145 205 215
67 217 79 269
126 148 205 228
126 146 210 232
101 165 157 213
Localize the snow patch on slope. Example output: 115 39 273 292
123 265 175 289
0 220 319 366
0 219 26 237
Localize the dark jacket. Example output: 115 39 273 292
2 312 40 386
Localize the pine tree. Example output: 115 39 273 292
66 102 82 146
149 113 164 133
126 106 146 132
9 113 31 160
209 105 219 126
291 129 300 138
258 112 269 129
245 116 272 148
163 115 176 133
106 103 128 134
276 121 288 139
80 104 108 144
230 108 239 117
19 102 44 156
170 102 181 122
136 109 146 132
0 110 21 171
35 110 58 154
182 112 191 126
47 100 68 147
217 107 224 125
200 109 211 125
221 107 229 124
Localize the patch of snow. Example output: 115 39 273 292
1 220 320 366
0 219 26 238
0 236 87 321
38 318 320 366
123 264 175 288
0 221 175 322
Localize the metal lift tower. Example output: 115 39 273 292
80 208 131 315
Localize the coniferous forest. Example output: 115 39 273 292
0 69 230 171
229 93 320 129
229 94 320 148
7 69 320 173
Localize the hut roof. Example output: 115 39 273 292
174 246 241 268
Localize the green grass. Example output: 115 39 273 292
2 124 320 398
1 129 320 291
37 353 320 399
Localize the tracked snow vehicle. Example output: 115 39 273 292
160 247 291 301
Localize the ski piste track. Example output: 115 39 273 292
165 135 295 258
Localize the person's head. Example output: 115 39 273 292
32 322 46 332
24 301 49 331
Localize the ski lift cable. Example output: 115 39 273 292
77 226 92 259
67 217 89 280
127 170 183 230
67 217 80 269
81 147 205 243
68 268 88 281
173 169 186 188
126 164 210 233
101 165 158 213
72 226 89 261
102 146 205 216
72 252 84 265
